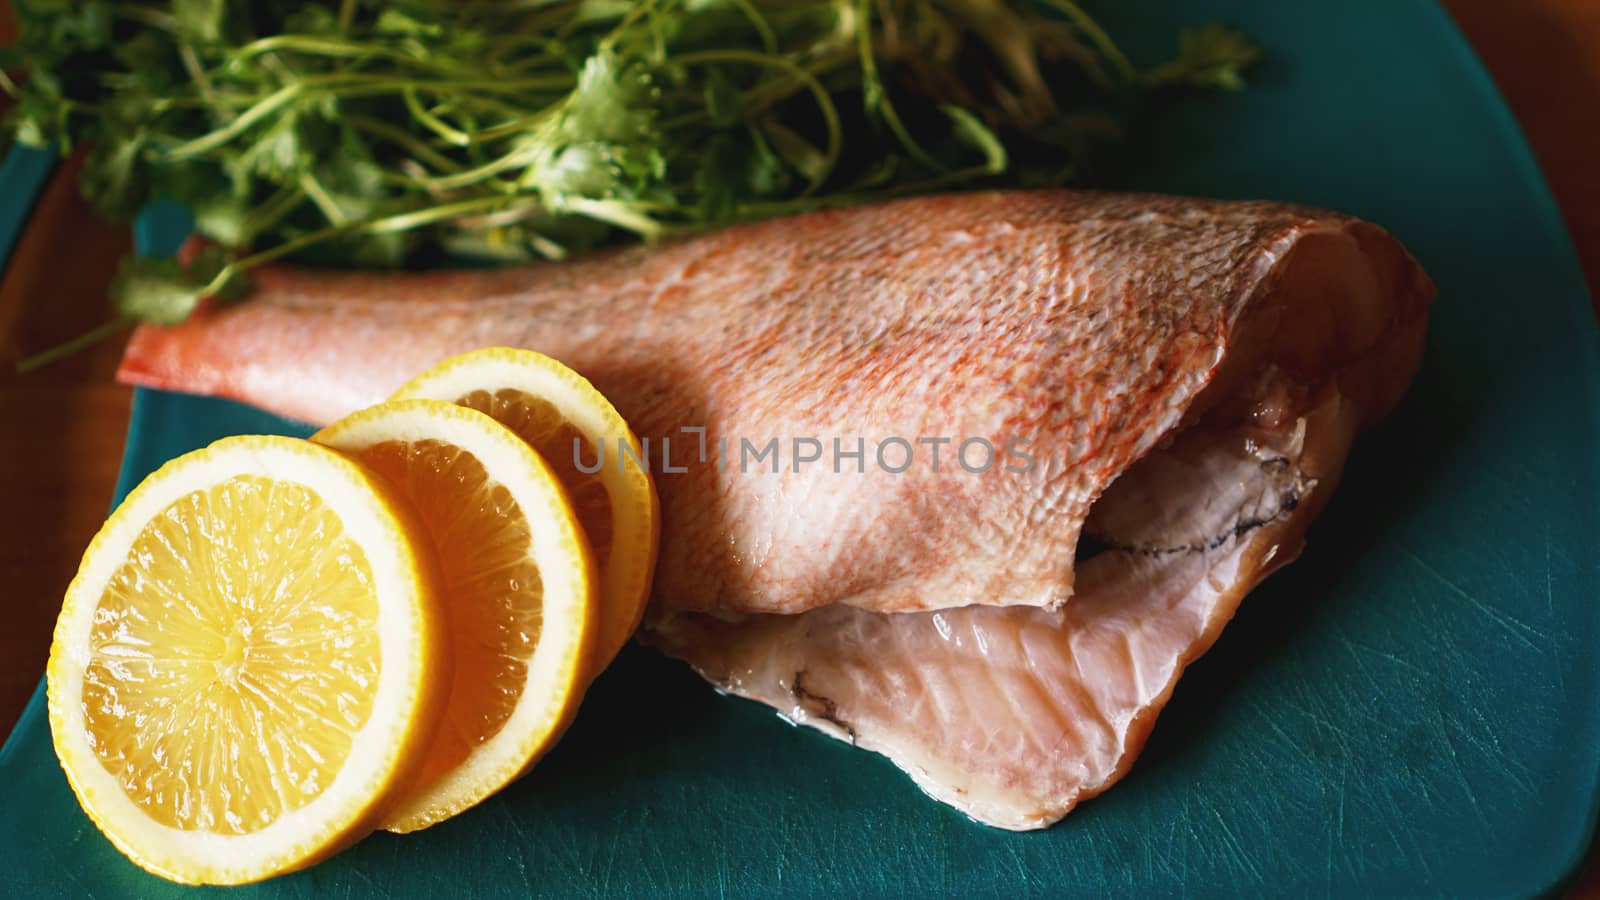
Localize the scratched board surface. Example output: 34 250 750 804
2 0 1597 896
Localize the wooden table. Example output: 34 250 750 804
1 0 1597 889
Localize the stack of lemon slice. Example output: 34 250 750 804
47 349 659 884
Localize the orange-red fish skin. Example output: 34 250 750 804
119 190 1432 621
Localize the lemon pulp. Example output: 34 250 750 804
456 388 616 573
354 439 543 787
82 475 380 834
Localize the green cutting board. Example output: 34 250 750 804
3 1 1597 895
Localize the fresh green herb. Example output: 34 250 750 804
1142 23 1263 91
1 0 1256 340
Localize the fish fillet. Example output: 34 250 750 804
117 191 1434 827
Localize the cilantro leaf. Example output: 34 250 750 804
2 0 1258 350
1143 25 1263 91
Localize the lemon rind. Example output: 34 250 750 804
392 347 660 669
313 399 598 833
47 435 446 885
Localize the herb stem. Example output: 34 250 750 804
347 114 465 172
673 49 843 193
728 0 779 54
1037 0 1137 83
16 317 133 373
297 170 346 225
241 184 309 243
113 5 177 32
177 41 216 107
403 88 472 147
560 197 661 239
204 195 530 296
227 35 507 79
417 142 540 192
599 0 657 54
164 73 576 159
462 109 558 146
854 0 945 173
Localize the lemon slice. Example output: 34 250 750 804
47 435 449 885
392 348 659 673
313 399 597 832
